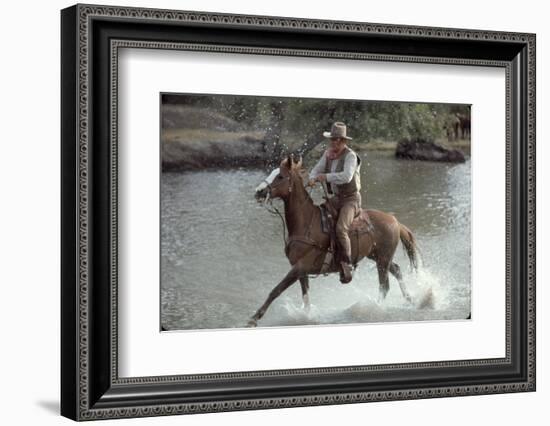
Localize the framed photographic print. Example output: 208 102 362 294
61 3 536 421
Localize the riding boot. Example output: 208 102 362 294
339 254 353 284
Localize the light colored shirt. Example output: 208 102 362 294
309 149 360 193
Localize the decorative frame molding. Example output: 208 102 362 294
61 3 535 421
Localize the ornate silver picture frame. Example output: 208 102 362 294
61 4 535 421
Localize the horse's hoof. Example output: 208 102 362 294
377 293 388 305
246 319 258 328
302 295 311 313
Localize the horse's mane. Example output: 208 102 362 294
290 167 315 206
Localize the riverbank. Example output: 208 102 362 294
162 129 471 170
354 138 471 152
162 128 267 170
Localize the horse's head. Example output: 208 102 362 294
255 155 303 202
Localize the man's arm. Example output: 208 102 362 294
309 151 327 180
326 152 357 184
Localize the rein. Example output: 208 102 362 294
263 199 288 246
263 182 326 253
320 181 336 213
262 174 292 246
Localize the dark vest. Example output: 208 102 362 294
324 147 361 197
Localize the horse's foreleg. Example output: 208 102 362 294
299 276 310 312
389 262 413 304
247 267 301 327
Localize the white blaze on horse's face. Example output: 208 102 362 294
255 167 280 193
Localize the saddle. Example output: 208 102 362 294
319 203 373 234
318 202 373 275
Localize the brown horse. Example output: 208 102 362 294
249 155 419 327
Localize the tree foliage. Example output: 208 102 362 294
162 94 470 146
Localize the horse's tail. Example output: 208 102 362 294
399 223 419 271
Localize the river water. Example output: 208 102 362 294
161 150 471 331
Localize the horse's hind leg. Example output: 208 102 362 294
299 276 310 312
376 260 390 303
389 262 413 304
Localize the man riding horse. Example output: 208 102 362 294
308 122 364 284
250 127 417 326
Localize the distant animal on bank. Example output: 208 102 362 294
456 113 471 139
445 114 461 141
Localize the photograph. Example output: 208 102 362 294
160 93 472 331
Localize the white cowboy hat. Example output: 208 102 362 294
323 122 353 140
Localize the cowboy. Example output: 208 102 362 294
308 122 362 284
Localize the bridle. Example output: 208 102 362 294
265 173 292 195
